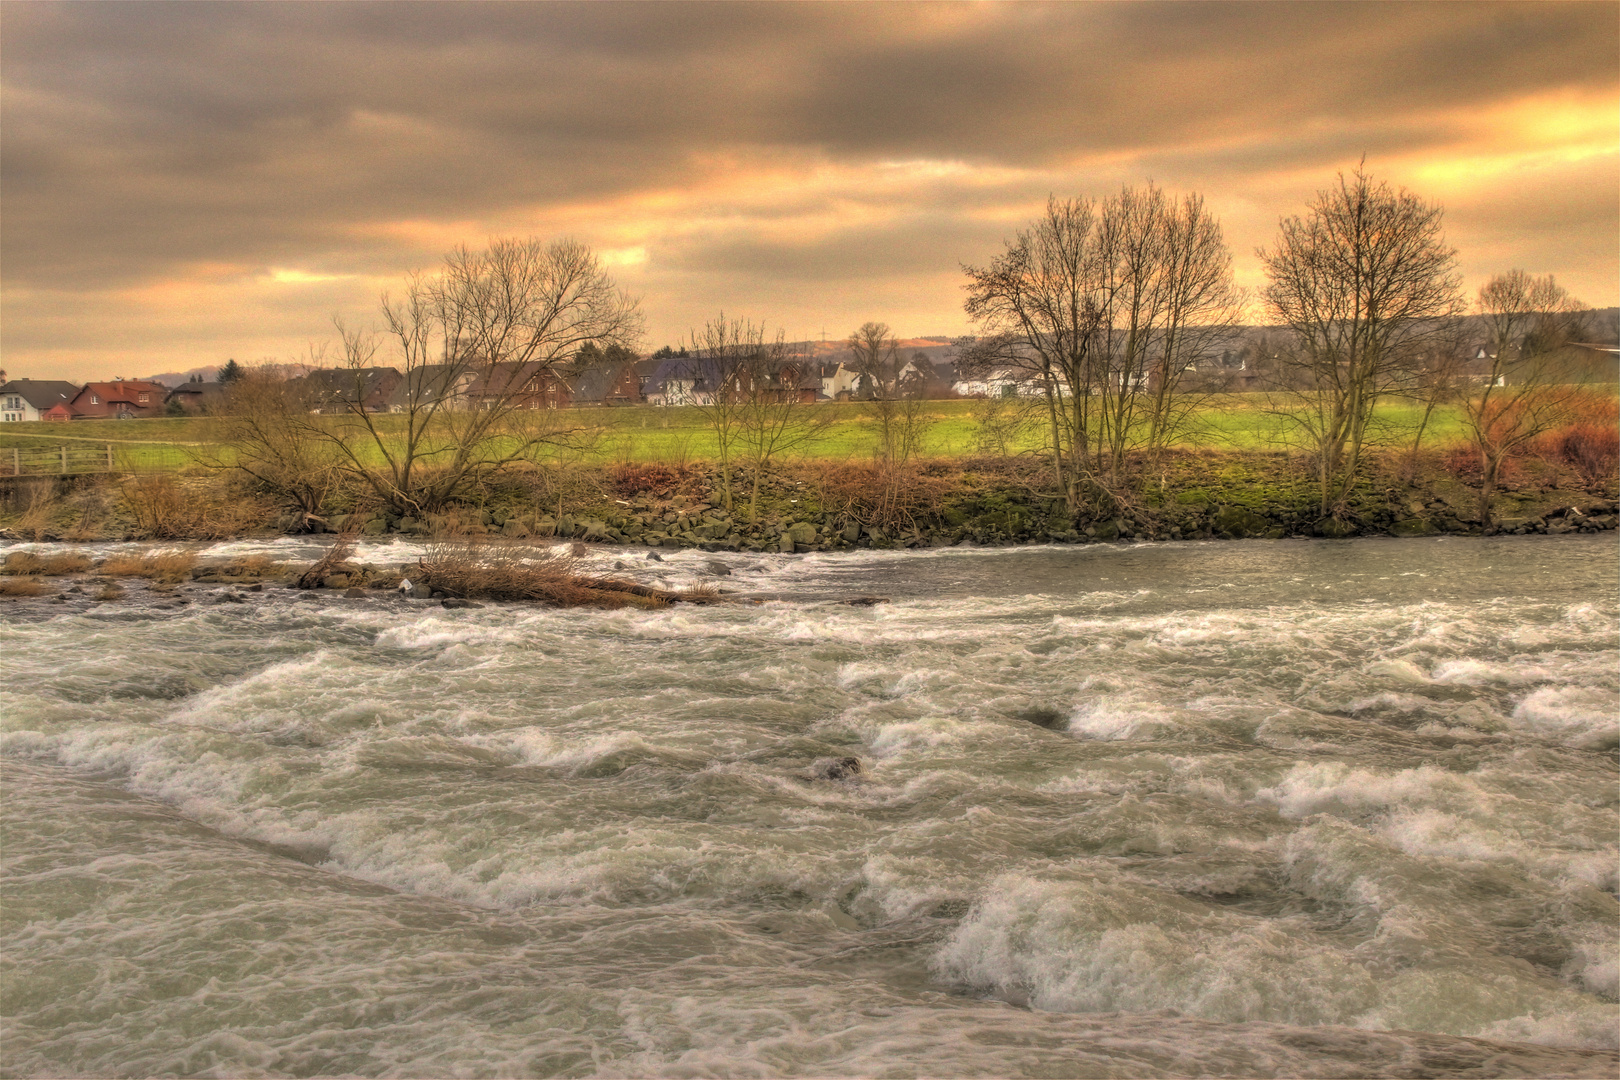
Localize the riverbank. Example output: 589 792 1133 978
2 449 1615 550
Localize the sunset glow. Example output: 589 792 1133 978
2 1 1615 381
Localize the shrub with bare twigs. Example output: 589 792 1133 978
296 534 359 589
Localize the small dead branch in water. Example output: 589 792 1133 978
296 533 359 589
416 539 718 608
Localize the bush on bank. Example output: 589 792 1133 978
2 444 1614 547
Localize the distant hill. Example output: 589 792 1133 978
142 364 220 388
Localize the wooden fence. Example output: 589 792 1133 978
4 444 118 477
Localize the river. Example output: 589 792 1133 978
2 535 1616 1078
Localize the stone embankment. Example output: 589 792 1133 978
310 488 1620 553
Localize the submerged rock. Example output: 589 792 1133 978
1016 707 1068 730
441 598 484 609
843 596 890 606
810 756 862 781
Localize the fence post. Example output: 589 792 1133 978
107 444 114 471
11 447 18 476
61 444 69 474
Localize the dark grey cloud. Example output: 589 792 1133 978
2 1 1615 378
4 1 1614 288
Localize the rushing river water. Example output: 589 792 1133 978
2 535 1617 1078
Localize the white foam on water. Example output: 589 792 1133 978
934 865 1619 1048
1511 686 1620 749
4 535 1617 1075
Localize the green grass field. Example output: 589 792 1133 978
0 392 1591 474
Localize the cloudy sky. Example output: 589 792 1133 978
3 0 1616 381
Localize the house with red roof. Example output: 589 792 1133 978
69 379 169 419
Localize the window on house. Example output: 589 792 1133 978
92 395 100 404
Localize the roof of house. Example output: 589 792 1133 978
382 364 470 410
292 367 401 404
0 380 80 410
166 381 229 400
77 379 168 402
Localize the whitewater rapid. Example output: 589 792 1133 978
2 535 1616 1077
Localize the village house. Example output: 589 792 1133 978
69 379 169 419
286 367 404 414
646 356 820 406
383 364 478 413
952 366 1050 399
465 361 572 410
0 378 81 422
819 361 866 401
164 375 231 415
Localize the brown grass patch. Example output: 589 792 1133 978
416 540 712 608
214 554 291 580
12 481 61 541
118 473 274 540
811 460 965 531
94 583 125 601
98 551 198 583
608 462 700 498
0 577 51 597
2 550 93 576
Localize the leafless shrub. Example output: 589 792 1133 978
296 534 359 589
14 481 60 541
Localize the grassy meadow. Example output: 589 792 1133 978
0 394 1495 474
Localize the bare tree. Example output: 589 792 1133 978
1464 269 1591 526
681 313 762 512
849 321 933 466
1400 322 1471 471
963 186 1239 508
313 237 640 517
736 339 828 520
205 364 340 521
1258 165 1465 518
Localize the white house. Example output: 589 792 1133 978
0 379 81 422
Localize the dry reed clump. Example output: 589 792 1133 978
98 551 199 583
1551 424 1620 491
9 481 62 541
811 460 964 531
0 577 52 597
95 583 125 601
118 473 274 540
416 541 714 608
2 550 93 576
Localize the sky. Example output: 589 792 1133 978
3 0 1617 382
